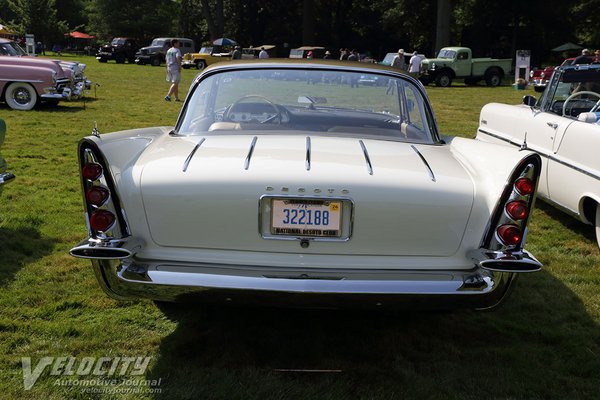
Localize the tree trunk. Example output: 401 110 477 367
302 0 315 45
200 0 224 41
435 0 451 53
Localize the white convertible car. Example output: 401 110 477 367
71 60 543 309
477 64 600 248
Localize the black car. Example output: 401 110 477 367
96 37 139 64
135 37 195 66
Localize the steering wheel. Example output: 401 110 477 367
562 91 600 117
223 94 282 124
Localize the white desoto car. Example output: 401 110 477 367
71 60 543 309
477 64 600 248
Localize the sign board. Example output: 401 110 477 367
25 34 35 55
515 50 531 82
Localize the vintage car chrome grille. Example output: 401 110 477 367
56 78 71 91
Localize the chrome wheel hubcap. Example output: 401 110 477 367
14 88 31 105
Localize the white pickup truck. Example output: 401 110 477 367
419 47 512 87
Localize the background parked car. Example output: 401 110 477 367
96 37 139 64
477 64 600 248
529 58 576 92
289 46 325 58
419 46 511 87
135 37 195 66
0 38 91 99
0 57 74 110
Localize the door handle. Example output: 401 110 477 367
546 122 558 129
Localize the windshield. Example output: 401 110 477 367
542 67 600 118
437 49 456 59
0 41 27 56
111 38 127 45
151 39 167 47
177 67 437 144
381 53 395 66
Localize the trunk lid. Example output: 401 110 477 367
139 134 474 256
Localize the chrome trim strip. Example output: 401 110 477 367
547 154 600 181
358 140 373 175
0 78 44 83
477 128 521 147
478 128 600 181
0 172 16 185
182 137 205 172
411 145 436 182
305 136 311 171
244 136 258 170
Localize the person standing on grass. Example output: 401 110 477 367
165 39 182 102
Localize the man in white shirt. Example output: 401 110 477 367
409 51 423 78
165 39 182 101
259 47 269 59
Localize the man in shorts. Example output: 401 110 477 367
165 39 182 101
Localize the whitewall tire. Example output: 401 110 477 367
5 82 38 111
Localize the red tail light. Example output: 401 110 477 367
85 186 110 207
82 163 103 181
90 210 116 232
505 200 529 220
515 178 534 195
80 145 129 238
497 224 522 246
481 154 541 253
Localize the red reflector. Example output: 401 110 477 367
90 210 116 232
82 163 103 181
506 201 529 220
515 178 534 195
497 224 522 246
86 186 110 207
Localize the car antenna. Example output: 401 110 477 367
91 121 100 137
520 131 528 151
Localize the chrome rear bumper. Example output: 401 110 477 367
90 258 519 310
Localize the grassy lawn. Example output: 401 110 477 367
0 56 599 400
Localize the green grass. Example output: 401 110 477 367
0 56 599 399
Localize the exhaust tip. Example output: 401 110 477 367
70 246 132 260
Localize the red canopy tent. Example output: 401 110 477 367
64 31 96 39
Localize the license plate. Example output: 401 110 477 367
271 199 342 237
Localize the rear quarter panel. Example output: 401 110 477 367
445 136 538 250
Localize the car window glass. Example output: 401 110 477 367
178 68 436 143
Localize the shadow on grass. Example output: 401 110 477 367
0 226 56 286
146 273 600 399
36 97 99 113
536 199 596 243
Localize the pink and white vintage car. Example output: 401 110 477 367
0 38 90 110
0 56 73 110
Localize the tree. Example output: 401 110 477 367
7 0 68 44
86 0 178 42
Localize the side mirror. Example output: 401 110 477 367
522 95 537 107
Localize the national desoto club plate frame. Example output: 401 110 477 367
259 195 354 241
